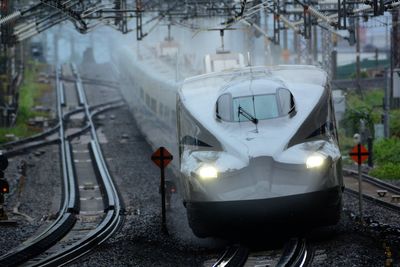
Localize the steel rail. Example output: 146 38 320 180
277 238 310 267
0 65 124 266
212 238 311 267
54 76 120 89
72 62 123 211
0 123 60 151
343 168 400 212
1 100 123 157
0 66 78 267
27 64 124 266
212 245 249 267
344 168 400 194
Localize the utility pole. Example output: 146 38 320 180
312 25 318 64
384 66 390 138
393 10 400 70
0 0 9 126
294 30 300 64
0 0 18 127
307 32 312 64
392 10 400 108
332 35 338 79
355 16 362 98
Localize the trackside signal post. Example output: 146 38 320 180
151 147 173 234
349 134 369 224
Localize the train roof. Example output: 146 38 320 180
179 65 328 105
181 65 327 91
119 45 195 89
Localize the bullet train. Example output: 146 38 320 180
113 37 344 237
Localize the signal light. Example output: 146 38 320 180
0 179 9 194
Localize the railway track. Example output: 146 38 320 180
0 64 124 266
343 168 400 212
210 238 311 267
209 166 400 267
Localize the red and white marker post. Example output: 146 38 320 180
349 137 369 224
151 147 173 234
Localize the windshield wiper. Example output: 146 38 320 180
238 106 258 125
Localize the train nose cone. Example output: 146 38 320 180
248 156 274 192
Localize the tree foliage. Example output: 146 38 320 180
390 109 400 137
341 90 383 138
369 138 400 179
369 163 400 180
373 137 400 165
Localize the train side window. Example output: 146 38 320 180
216 93 233 121
278 88 296 117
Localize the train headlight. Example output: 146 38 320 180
306 154 326 168
197 165 218 180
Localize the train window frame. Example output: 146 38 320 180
216 93 233 121
277 88 296 117
328 93 339 142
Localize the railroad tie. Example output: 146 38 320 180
391 195 400 203
377 190 388 197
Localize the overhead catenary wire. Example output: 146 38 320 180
3 0 400 42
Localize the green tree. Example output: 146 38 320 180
390 109 400 137
369 137 400 179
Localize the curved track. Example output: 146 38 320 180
0 64 124 266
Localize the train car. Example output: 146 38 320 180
114 40 184 160
113 39 343 237
177 66 343 237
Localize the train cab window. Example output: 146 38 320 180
216 88 295 122
233 94 278 122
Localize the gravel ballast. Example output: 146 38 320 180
0 145 61 256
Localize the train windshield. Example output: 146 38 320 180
216 88 295 122
232 94 278 122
